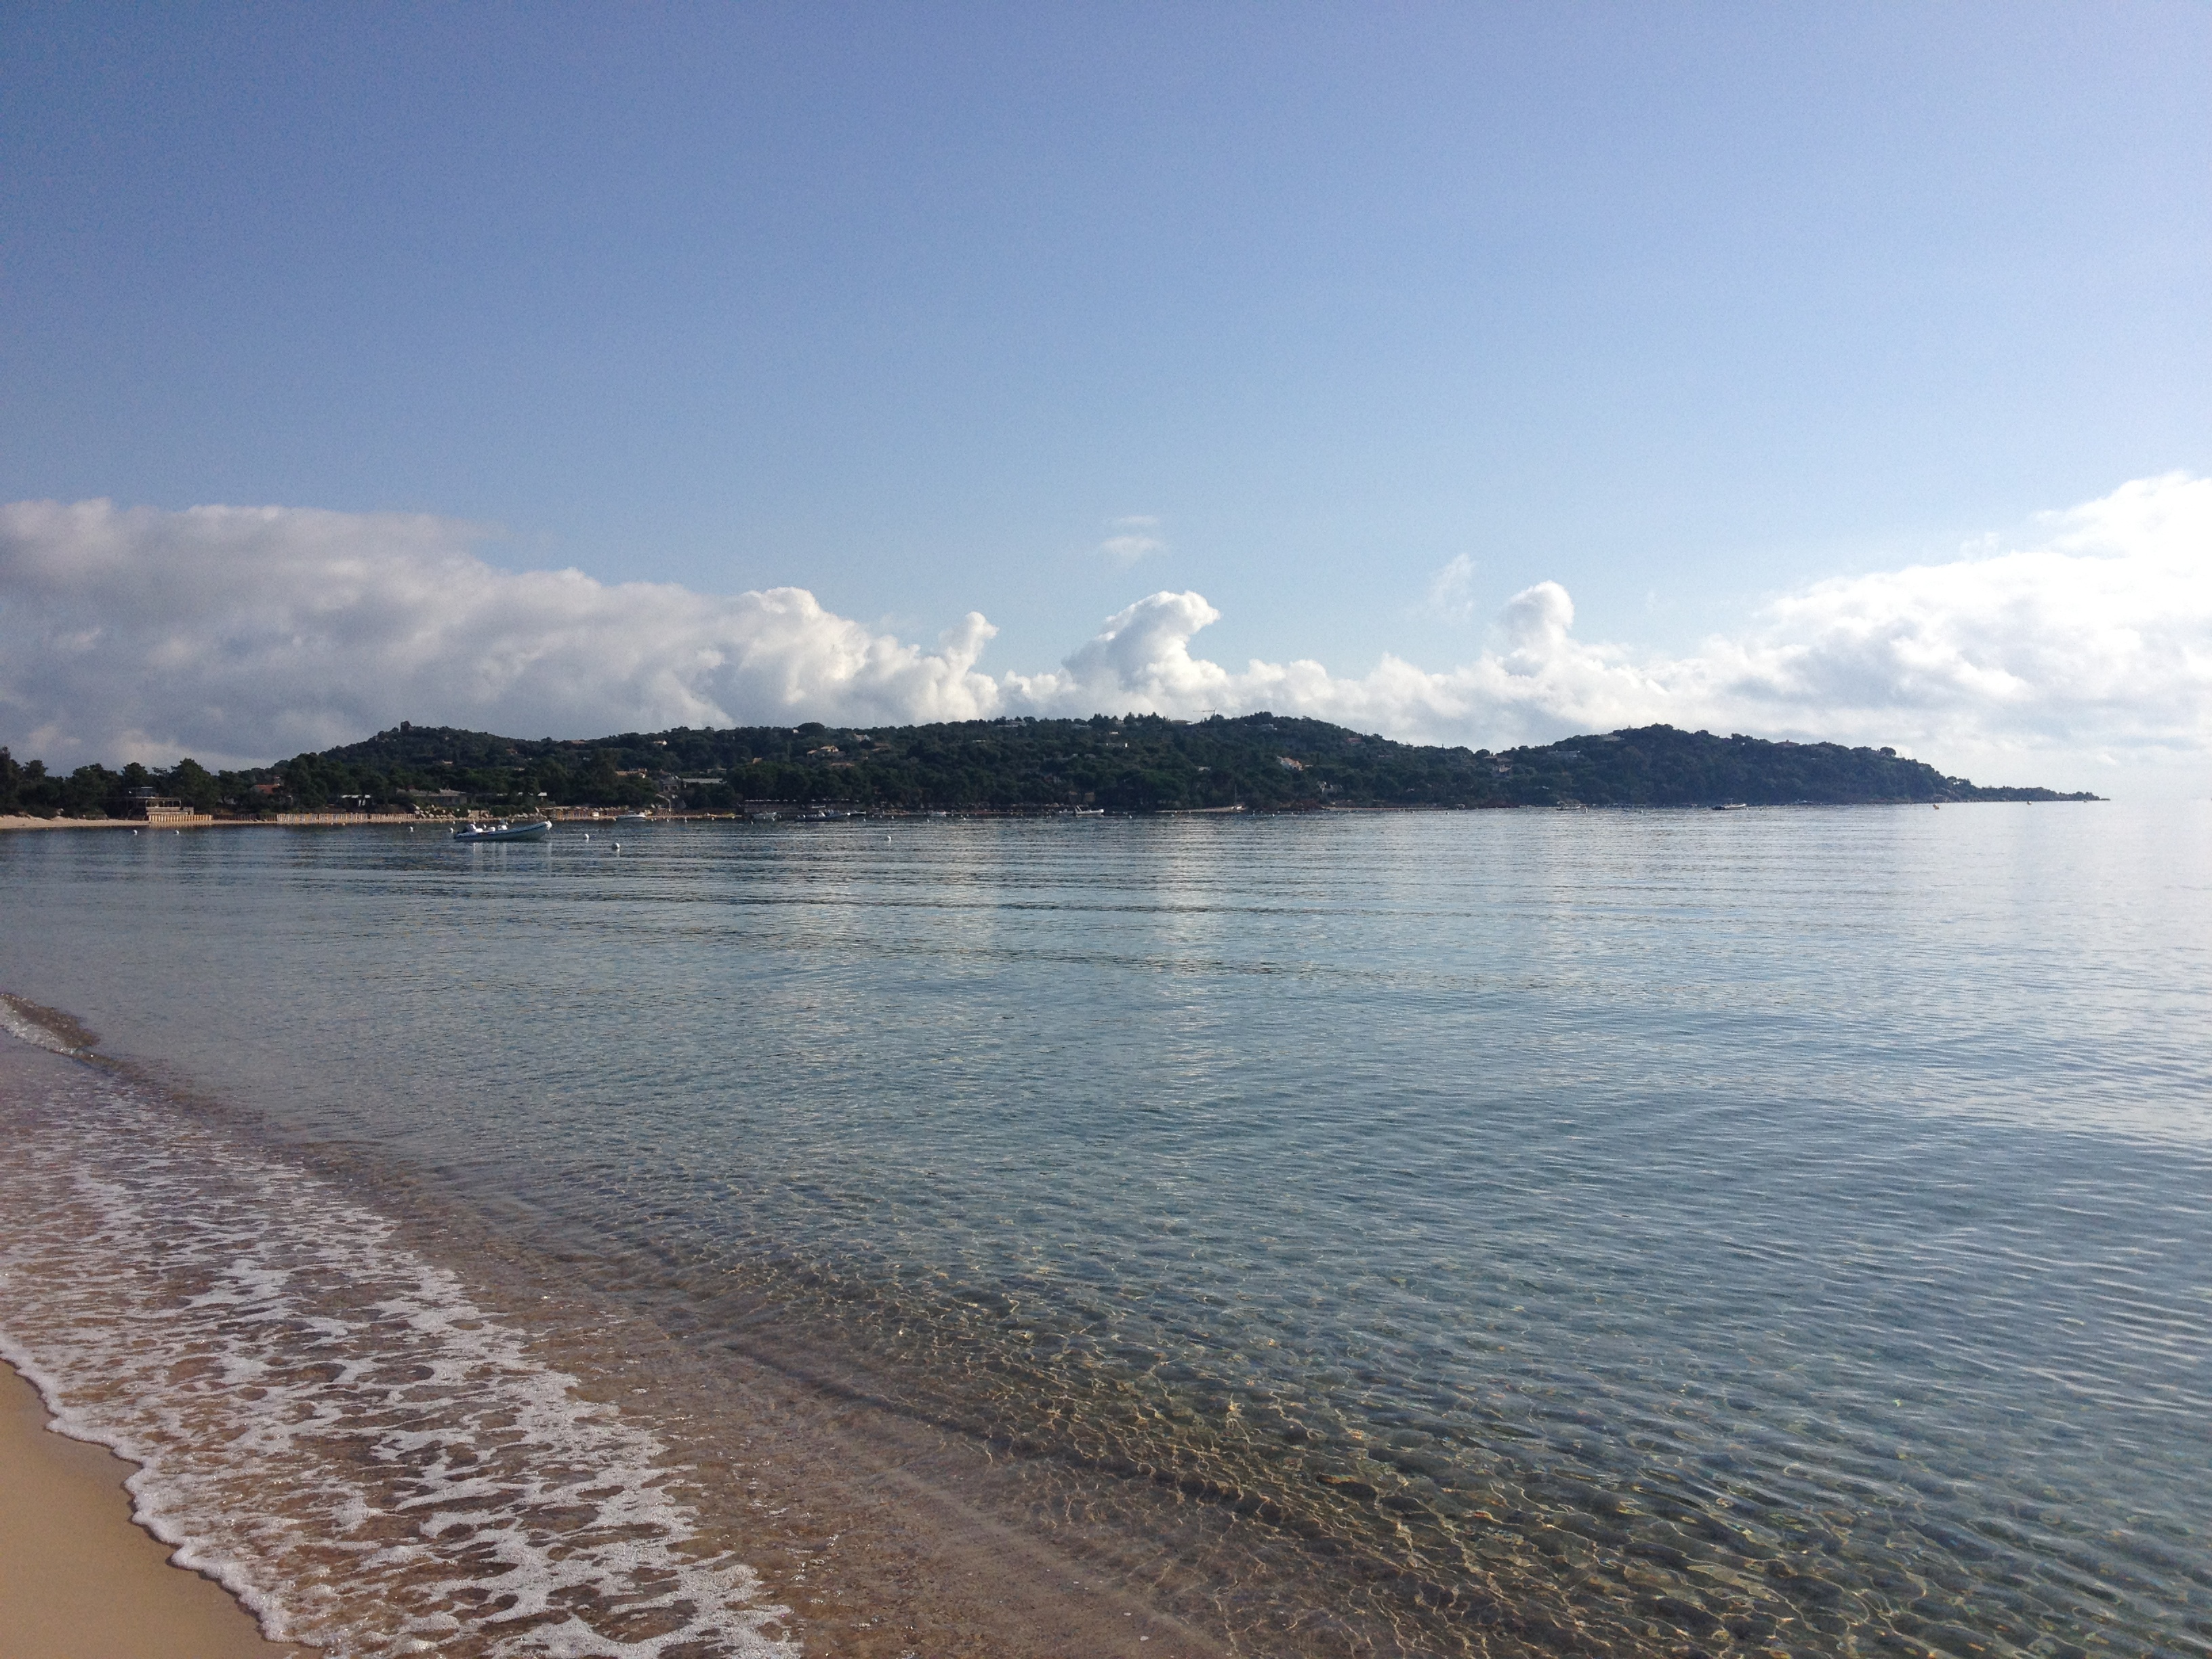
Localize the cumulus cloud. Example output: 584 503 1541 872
1097 515 1168 566
3 474 2207 787
0 501 1001 768
1010 577 1680 749
1706 474 2212 766
1023 474 2212 781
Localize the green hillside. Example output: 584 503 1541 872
1 715 2101 818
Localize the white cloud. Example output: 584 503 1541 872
1008 577 1677 748
1019 474 2212 787
1711 472 2212 767
3 474 2207 790
0 500 1001 768
1097 515 1168 566
1424 553 1479 622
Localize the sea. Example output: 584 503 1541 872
0 802 2206 1659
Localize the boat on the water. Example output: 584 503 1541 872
452 819 554 842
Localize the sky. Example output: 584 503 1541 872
2 3 2208 793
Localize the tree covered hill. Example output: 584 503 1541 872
2 715 2099 818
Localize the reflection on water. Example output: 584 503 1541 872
3 805 2209 1656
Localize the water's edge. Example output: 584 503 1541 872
0 1002 1232 1659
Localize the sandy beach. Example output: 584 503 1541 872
1 1359 296 1658
0 815 148 831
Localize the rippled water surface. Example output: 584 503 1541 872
3 804 2209 1657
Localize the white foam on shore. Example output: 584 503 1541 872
0 1031 796 1658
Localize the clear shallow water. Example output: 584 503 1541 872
2 805 2209 1656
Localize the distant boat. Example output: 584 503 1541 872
452 819 553 842
1711 802 1749 811
615 812 655 824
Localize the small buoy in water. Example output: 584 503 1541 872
583 833 590 840
613 841 621 851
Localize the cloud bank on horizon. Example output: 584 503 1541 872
1 474 2206 788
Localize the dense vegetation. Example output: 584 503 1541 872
1 716 2098 819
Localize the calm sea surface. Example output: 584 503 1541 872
2 804 2208 1658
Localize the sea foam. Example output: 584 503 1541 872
0 1021 794 1658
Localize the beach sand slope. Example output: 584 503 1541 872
1 1359 296 1658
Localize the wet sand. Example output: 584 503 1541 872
0 1359 298 1658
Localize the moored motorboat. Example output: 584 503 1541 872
452 819 554 842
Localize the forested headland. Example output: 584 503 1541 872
0 715 2100 819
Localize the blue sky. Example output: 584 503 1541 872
3 3 2209 785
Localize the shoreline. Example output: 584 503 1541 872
0 1357 298 1657
0 1018 1227 1659
0 796 2102 836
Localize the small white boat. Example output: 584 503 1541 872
452 819 554 842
